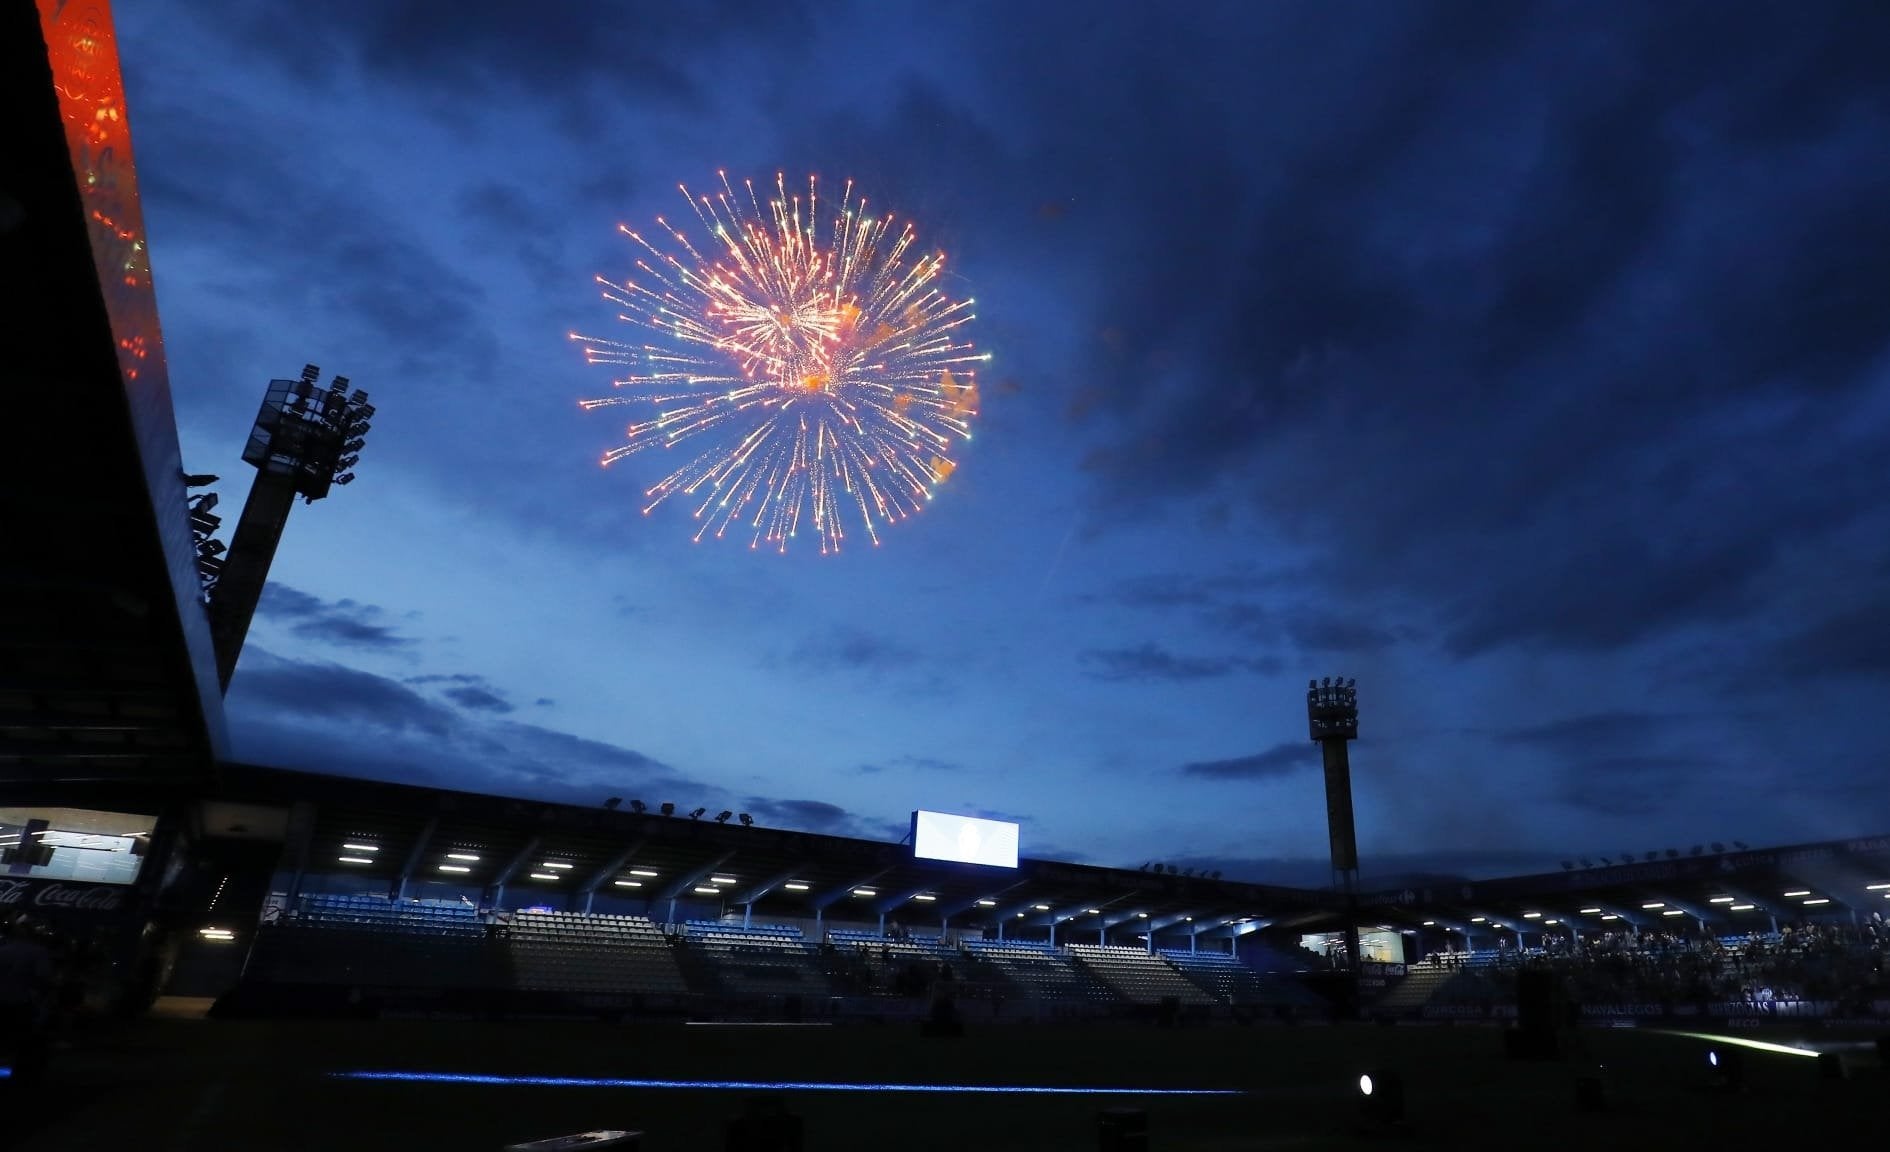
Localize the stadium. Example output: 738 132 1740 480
4 3 1888 1149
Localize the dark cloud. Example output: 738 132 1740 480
1553 754 1719 819
209 0 814 117
739 796 896 840
825 1 1890 660
855 755 964 776
784 628 923 674
1179 742 1318 781
257 584 413 650
1495 712 1665 752
1092 574 1403 658
407 673 515 714
229 649 687 805
1079 643 1268 683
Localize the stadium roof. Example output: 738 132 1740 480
2 3 226 793
1349 834 1890 938
190 763 1333 938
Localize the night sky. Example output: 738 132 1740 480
114 1 1890 886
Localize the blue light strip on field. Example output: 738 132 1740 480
332 1071 1242 1096
0 1067 11 1080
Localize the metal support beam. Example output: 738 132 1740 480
657 850 737 902
393 816 438 901
873 885 932 918
733 863 812 908
488 835 541 906
809 867 895 912
579 839 645 898
937 881 1027 920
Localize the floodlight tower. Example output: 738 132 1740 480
1308 676 1363 992
207 365 373 690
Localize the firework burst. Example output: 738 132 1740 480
573 172 986 554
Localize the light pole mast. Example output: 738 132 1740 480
1307 676 1362 1005
207 365 373 690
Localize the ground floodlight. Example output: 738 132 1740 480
738 813 754 827
716 810 733 824
1357 1068 1404 1123
690 807 707 820
630 800 646 814
660 803 675 817
1707 1049 1745 1092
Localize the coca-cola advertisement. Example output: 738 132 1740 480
0 877 129 916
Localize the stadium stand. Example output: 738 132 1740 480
1064 944 1216 1005
508 911 689 997
961 940 1116 1004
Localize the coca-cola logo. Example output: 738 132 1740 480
0 878 126 913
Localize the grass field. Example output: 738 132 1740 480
9 1009 1884 1151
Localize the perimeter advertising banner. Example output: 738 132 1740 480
0 876 131 917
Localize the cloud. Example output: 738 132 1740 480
407 673 516 714
739 796 898 841
256 584 414 650
830 2 1890 660
1178 847 1571 889
1179 742 1319 781
855 755 965 776
1094 574 1403 658
784 628 924 674
1494 711 1664 752
1079 643 1269 683
1552 754 1718 819
228 649 687 805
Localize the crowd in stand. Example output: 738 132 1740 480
1423 913 1889 1012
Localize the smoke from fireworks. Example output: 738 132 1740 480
573 173 986 553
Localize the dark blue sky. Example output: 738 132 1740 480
115 1 1890 885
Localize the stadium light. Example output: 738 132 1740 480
542 862 573 870
1783 890 1811 898
1357 1069 1404 1124
1642 903 1664 909
1601 915 1619 921
1544 919 1559 925
738 813 754 826
1579 908 1602 914
1421 921 1434 926
853 889 877 898
1803 898 1829 906
530 872 559 881
338 856 373 865
630 800 647 814
604 798 621 811
716 811 733 824
1866 883 1890 890
1470 917 1486 923
1034 904 1050 911
976 899 996 907
439 865 471 874
710 876 737 885
630 869 659 878
1663 910 1686 917
613 880 642 888
1087 908 1101 915
1523 912 1542 919
660 803 675 818
784 882 810 891
1137 912 1148 918
198 928 235 942
447 853 480 862
341 843 379 853
1709 896 1735 903
1707 1049 1746 1093
690 808 707 820
913 894 936 902
693 886 719 895
1729 904 1755 911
